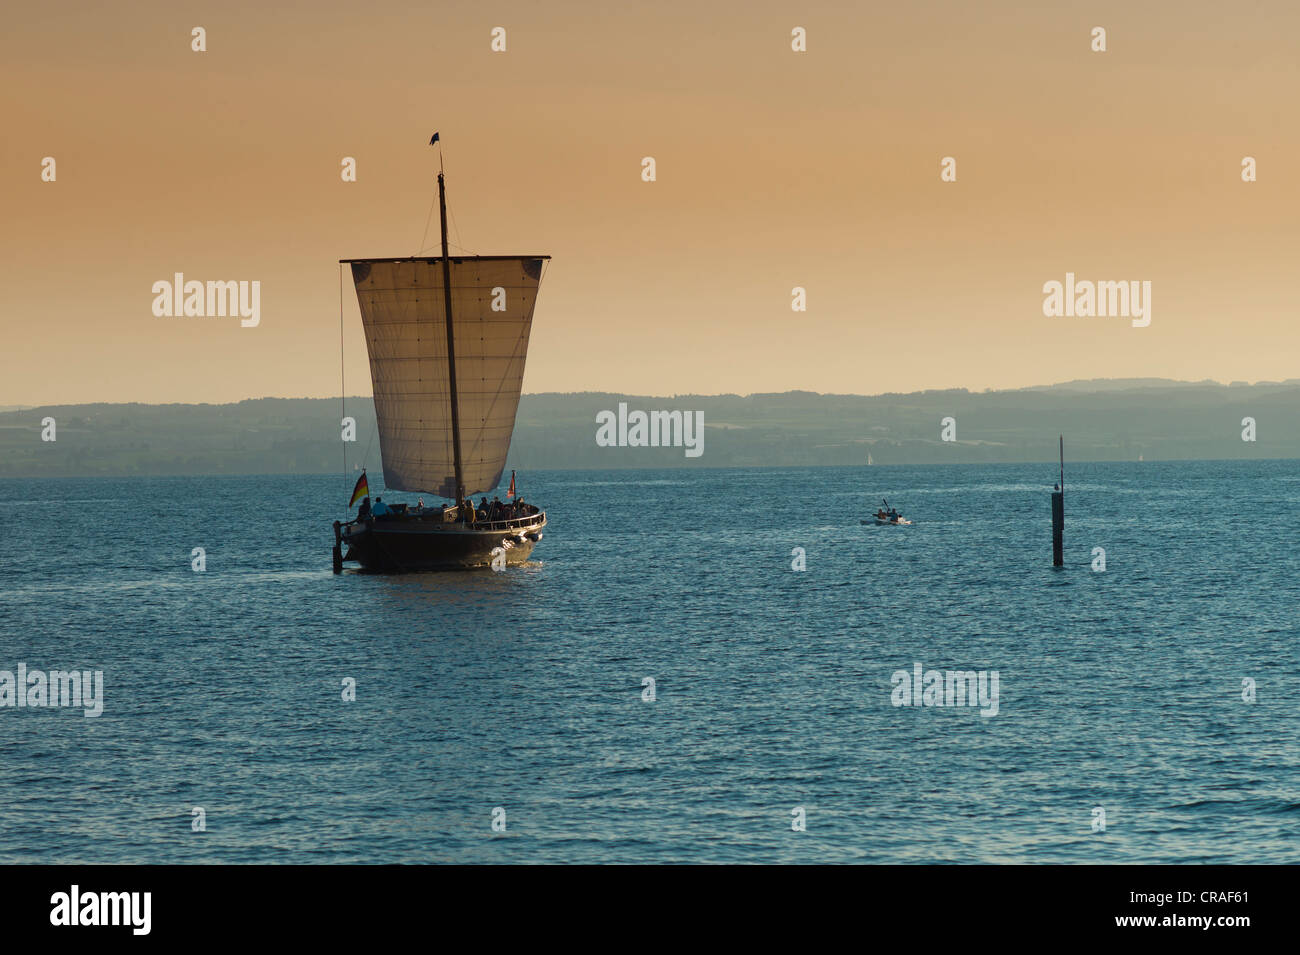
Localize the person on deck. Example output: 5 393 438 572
357 497 372 520
372 497 390 518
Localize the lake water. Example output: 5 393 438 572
1 461 1297 863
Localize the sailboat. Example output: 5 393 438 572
331 163 549 572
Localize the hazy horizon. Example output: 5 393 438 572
6 375 1300 412
6 383 1293 478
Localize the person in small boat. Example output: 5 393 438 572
372 496 391 518
357 496 372 520
416 497 425 513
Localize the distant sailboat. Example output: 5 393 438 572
867 451 873 466
331 162 549 572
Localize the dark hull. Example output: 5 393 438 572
339 516 545 572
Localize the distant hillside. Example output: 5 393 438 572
1 381 1294 478
1020 378 1300 392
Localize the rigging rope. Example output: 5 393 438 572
414 146 474 257
339 263 347 479
416 191 437 258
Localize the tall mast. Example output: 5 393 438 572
438 172 466 504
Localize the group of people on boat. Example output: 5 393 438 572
874 499 905 523
355 495 537 525
356 496 384 519
459 496 537 524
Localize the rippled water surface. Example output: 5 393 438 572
1 461 1297 863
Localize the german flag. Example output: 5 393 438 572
348 471 369 508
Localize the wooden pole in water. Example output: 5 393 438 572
1052 435 1064 567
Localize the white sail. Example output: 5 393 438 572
349 256 547 497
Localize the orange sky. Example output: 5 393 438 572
4 0 1298 405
